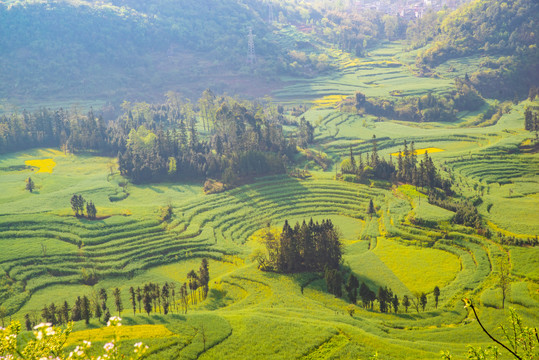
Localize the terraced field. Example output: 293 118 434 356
1 39 538 359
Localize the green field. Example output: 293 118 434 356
1 40 538 359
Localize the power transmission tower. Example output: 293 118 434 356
247 27 256 65
268 1 275 23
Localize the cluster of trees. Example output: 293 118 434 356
428 193 483 229
0 108 109 155
127 259 209 316
70 194 97 219
495 233 538 247
257 219 342 273
352 80 485 123
341 138 451 194
32 287 123 329
118 95 294 185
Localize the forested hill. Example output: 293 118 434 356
0 0 305 102
411 0 539 99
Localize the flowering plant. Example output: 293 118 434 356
0 317 148 360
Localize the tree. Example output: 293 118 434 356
143 285 152 315
499 258 510 309
187 270 199 304
198 258 210 300
94 298 102 321
81 296 91 325
61 301 70 325
378 287 388 313
433 286 440 309
161 283 170 315
26 177 35 193
86 201 97 220
24 314 32 331
325 268 343 297
129 287 136 316
402 295 410 313
420 292 427 312
112 287 123 316
346 274 359 304
103 309 111 325
368 199 375 216
136 287 142 313
180 283 188 314
392 295 399 313
99 288 108 311
70 194 85 217
72 297 82 321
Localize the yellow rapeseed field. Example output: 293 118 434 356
65 324 175 346
312 95 347 109
25 158 56 173
373 237 460 294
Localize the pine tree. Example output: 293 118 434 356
346 274 359 304
368 199 375 215
112 287 123 316
99 288 108 311
392 295 399 313
136 287 142 313
433 286 440 309
61 301 70 324
199 259 210 299
161 283 170 315
143 285 152 315
403 295 410 313
420 292 427 311
129 287 136 316
82 296 91 325
25 177 35 193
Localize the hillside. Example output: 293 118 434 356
412 0 539 99
0 0 300 103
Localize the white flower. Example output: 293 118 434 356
83 340 92 348
33 323 52 330
34 330 43 340
106 316 122 327
104 341 115 352
45 327 56 336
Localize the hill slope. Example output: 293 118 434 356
0 0 301 103
413 0 539 99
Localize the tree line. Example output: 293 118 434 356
328 271 442 315
0 92 297 187
24 258 210 329
257 219 342 273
